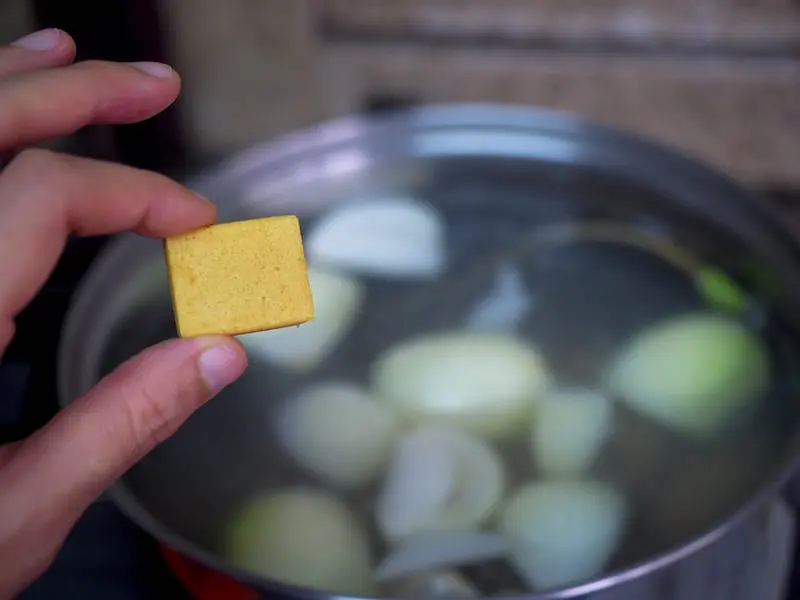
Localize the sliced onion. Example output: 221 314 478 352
606 313 770 437
306 196 445 280
372 332 550 440
465 265 532 333
499 481 626 591
375 428 455 541
376 531 508 582
238 266 363 372
384 571 480 599
376 426 505 542
275 382 400 488
531 389 614 476
224 488 374 595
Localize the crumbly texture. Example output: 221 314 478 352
164 215 314 338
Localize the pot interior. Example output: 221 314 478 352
63 110 800 598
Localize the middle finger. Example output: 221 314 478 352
0 59 180 151
0 29 76 78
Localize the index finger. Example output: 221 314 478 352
0 150 216 350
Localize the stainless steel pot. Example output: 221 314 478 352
58 104 800 599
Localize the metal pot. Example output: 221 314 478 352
58 104 800 599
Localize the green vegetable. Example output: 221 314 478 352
499 481 626 590
606 313 770 437
224 489 374 595
695 267 749 315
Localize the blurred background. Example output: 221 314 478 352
0 0 798 185
1 1 799 599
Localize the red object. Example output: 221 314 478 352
159 546 260 600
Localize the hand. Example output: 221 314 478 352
0 29 248 598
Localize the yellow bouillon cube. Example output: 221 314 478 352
164 215 314 338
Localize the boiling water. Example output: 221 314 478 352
100 157 800 596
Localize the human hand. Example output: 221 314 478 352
0 29 247 598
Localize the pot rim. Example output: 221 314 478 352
58 102 800 599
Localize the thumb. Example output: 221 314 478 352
0 335 246 565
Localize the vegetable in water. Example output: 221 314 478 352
375 531 508 582
695 266 749 316
385 571 479 599
239 266 364 372
499 481 626 590
305 196 446 279
372 332 550 439
376 426 505 542
606 313 770 437
531 389 613 476
275 382 400 489
465 265 532 333
224 489 374 595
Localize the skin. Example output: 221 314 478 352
0 29 248 598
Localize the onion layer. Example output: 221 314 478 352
276 382 400 488
531 388 614 476
499 481 626 590
306 196 445 280
606 313 770 437
375 531 508 582
224 489 374 595
372 332 550 440
376 426 505 542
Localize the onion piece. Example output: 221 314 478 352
606 313 770 437
384 571 480 599
275 382 400 488
465 265 532 333
531 389 614 476
375 428 455 541
306 196 445 279
372 332 550 440
238 266 363 372
376 531 508 582
499 481 626 591
376 426 505 542
224 488 374 595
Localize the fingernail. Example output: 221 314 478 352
127 61 174 79
12 28 60 51
192 190 215 205
197 339 246 395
